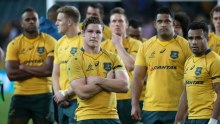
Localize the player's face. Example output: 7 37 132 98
110 14 128 36
155 14 174 38
188 29 208 56
86 7 102 19
212 11 220 32
56 13 69 34
174 20 183 37
21 11 39 33
83 23 103 48
128 26 142 41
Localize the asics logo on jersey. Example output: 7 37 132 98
95 61 99 66
160 48 166 53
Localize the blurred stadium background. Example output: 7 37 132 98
1 0 220 123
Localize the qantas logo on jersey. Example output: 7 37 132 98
37 47 45 54
185 80 204 84
170 51 179 59
23 59 44 64
150 66 177 71
70 47 77 55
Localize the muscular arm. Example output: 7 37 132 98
0 47 4 63
131 65 146 120
112 34 135 71
20 56 54 77
70 78 103 100
88 70 129 93
52 63 61 93
174 87 188 124
6 60 33 81
115 45 135 71
211 82 220 119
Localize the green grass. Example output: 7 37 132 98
0 94 42 124
0 93 58 124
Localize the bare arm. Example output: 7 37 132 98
211 83 220 119
131 65 147 120
112 34 135 71
20 56 54 77
52 63 61 93
70 78 103 100
52 63 75 104
5 60 33 81
0 47 4 63
174 87 188 124
87 70 129 93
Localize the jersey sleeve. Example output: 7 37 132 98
113 54 126 72
134 45 146 66
184 42 192 60
67 55 85 82
130 40 142 56
5 40 19 61
210 57 220 83
179 37 192 60
54 42 60 64
45 35 56 57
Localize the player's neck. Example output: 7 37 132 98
158 35 173 41
215 30 220 36
84 46 100 54
23 31 39 39
66 27 80 38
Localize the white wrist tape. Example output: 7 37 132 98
59 90 66 97
208 118 218 124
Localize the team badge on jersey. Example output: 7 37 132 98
195 67 202 76
37 47 45 54
170 51 179 59
70 47 77 55
103 63 112 71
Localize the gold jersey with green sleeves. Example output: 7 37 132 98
101 37 142 100
208 32 220 55
67 48 126 121
135 35 192 111
5 33 56 95
54 34 83 100
79 22 112 41
184 50 220 119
